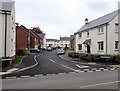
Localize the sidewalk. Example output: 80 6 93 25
1 53 38 75
59 52 120 67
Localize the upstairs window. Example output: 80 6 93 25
115 23 119 32
98 26 104 33
79 33 82 38
98 41 104 50
87 31 89 36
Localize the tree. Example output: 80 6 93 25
31 27 43 34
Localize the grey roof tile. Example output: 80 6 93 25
0 0 14 11
60 37 70 41
76 10 119 33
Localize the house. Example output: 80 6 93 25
37 33 46 49
46 36 70 49
46 39 59 48
59 37 70 49
0 0 15 58
30 27 46 49
74 10 120 55
16 25 42 51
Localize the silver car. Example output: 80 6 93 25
57 48 66 55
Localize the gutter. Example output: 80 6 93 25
106 23 108 54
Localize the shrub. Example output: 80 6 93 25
68 52 80 58
24 51 30 55
16 49 25 55
68 52 120 63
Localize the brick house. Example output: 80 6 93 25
30 27 46 49
16 25 42 51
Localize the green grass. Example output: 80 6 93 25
13 56 24 65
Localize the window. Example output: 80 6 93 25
98 41 104 50
98 26 104 33
79 33 82 37
87 31 89 36
115 23 119 32
115 41 119 50
78 44 82 50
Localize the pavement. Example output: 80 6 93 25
59 51 120 67
0 53 39 75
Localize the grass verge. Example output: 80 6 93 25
13 56 24 65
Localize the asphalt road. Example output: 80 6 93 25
2 50 118 78
2 70 119 89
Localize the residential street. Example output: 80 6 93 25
2 50 119 79
2 70 119 89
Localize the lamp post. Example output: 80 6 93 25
0 10 11 57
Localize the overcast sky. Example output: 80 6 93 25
15 0 119 39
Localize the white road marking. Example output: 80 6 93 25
80 81 120 88
87 62 96 64
76 64 89 68
6 76 16 79
20 75 30 78
18 55 39 72
50 59 56 63
7 68 19 72
61 64 78 72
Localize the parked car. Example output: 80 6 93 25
46 47 52 51
26 48 40 53
52 47 56 50
57 48 66 55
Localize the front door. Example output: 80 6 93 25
65 44 67 48
87 45 91 53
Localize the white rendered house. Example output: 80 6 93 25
46 39 59 48
46 37 70 48
59 37 70 48
75 10 120 55
0 0 15 58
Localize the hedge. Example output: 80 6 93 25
16 49 30 55
68 52 120 63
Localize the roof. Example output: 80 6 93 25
47 39 59 42
76 10 120 33
60 37 70 41
37 34 45 39
83 39 91 44
19 25 40 39
0 0 14 12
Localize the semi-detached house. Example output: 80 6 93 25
74 10 120 55
16 25 42 50
0 0 15 58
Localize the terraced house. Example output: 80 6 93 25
46 37 70 49
0 0 15 58
74 10 120 55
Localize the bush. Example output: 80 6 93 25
68 52 80 58
24 51 30 55
16 49 25 55
68 52 120 63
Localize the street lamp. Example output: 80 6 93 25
0 10 11 57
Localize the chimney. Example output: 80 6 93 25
85 18 88 24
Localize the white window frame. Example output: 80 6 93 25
115 41 119 50
115 23 119 32
79 33 82 38
78 44 82 50
98 26 104 33
98 41 104 50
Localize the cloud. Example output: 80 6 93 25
15 0 119 39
